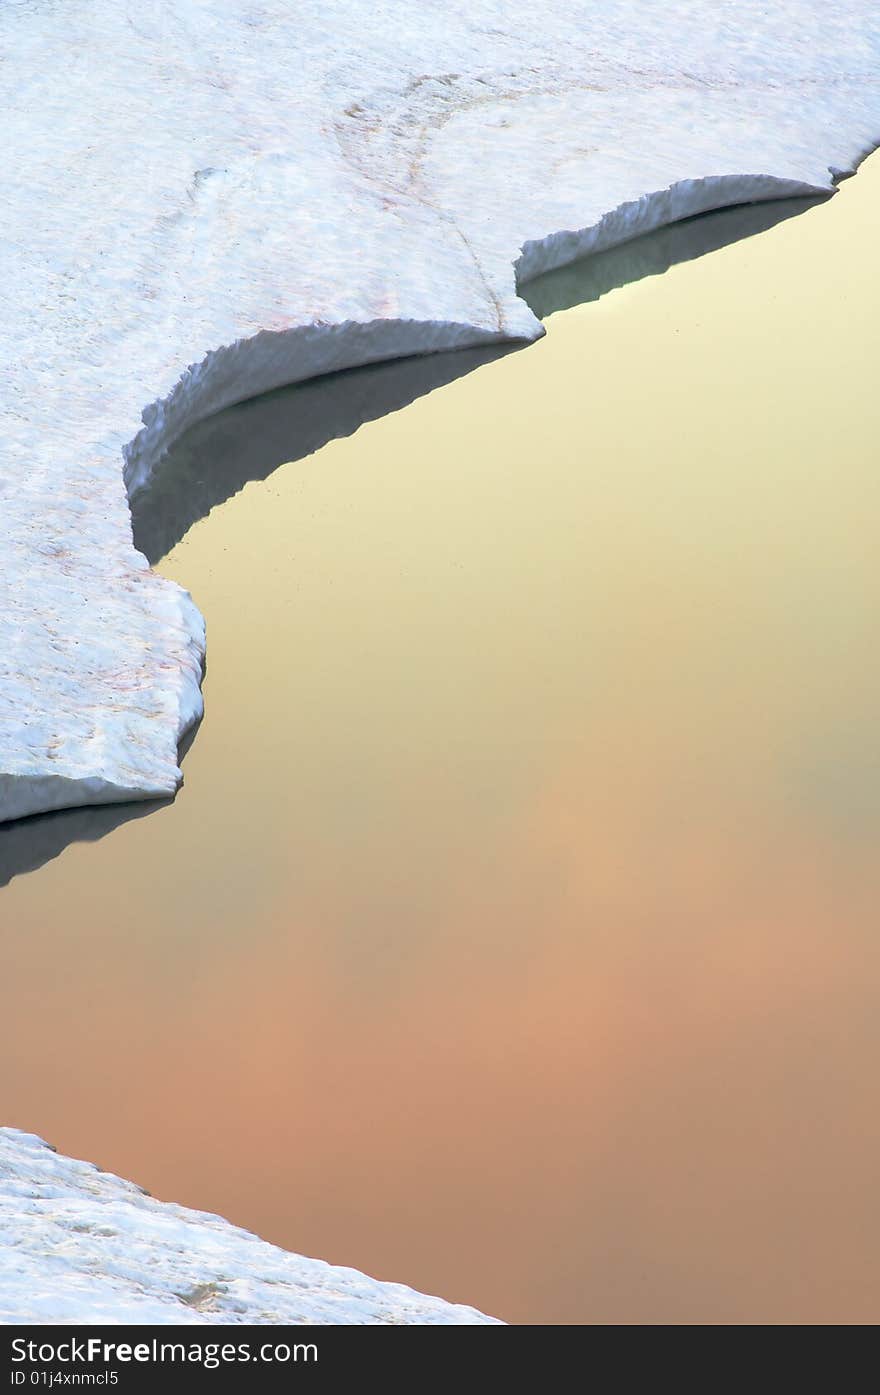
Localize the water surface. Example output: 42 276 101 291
2 157 879 1323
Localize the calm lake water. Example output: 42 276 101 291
2 155 879 1324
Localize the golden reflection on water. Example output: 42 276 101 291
2 156 880 1323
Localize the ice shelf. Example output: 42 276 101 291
2 0 879 823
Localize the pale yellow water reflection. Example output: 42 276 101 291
2 156 879 1324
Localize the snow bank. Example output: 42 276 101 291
0 1130 498 1324
2 0 879 821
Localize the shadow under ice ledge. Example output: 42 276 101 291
518 191 827 320
129 342 519 565
0 723 202 893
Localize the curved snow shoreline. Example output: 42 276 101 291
514 170 837 285
98 172 879 819
0 1130 499 1324
125 170 836 504
2 0 880 825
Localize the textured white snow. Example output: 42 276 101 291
0 1130 498 1324
1 0 879 822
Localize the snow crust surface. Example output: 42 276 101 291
0 1130 498 1324
2 0 879 821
